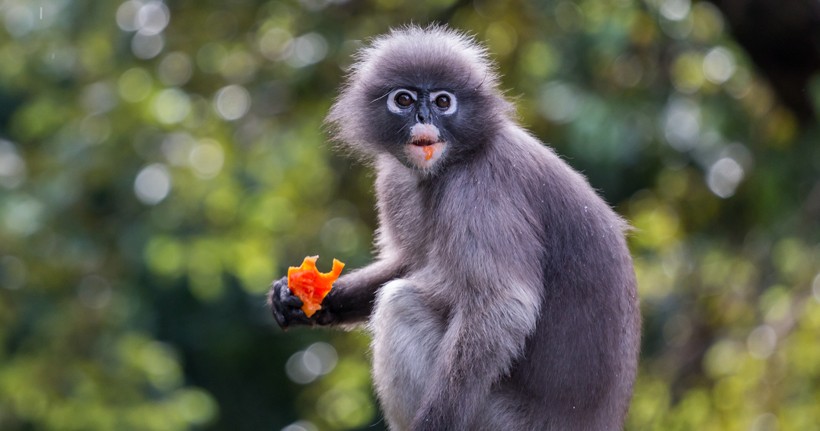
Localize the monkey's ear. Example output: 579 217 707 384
324 82 384 160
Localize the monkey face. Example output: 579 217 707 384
326 26 514 172
363 78 498 173
382 87 456 170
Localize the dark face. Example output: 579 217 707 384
360 66 501 173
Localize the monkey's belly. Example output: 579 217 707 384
369 279 443 430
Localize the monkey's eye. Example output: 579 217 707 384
387 88 417 114
430 91 457 115
395 92 414 107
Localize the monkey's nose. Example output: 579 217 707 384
416 105 430 124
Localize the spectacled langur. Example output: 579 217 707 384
270 25 640 431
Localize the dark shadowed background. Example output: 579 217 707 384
1 0 819 430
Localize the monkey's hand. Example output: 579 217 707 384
268 276 312 329
268 277 337 329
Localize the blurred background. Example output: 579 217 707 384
1 0 819 429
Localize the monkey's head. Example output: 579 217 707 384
327 25 513 174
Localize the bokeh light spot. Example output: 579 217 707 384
317 387 374 429
707 157 744 198
161 132 196 166
158 51 193 86
485 21 518 57
4 5 36 37
285 32 328 68
282 421 319 431
196 43 227 73
145 236 185 277
660 0 691 21
116 0 142 32
174 389 218 426
691 2 725 42
139 340 182 390
214 84 251 121
285 342 338 384
235 254 273 294
189 139 225 179
136 1 170 36
703 47 736 84
219 50 258 83
671 51 705 93
80 82 118 115
750 413 779 431
520 41 558 79
747 324 777 360
259 28 293 61
703 340 743 377
2 195 44 236
152 88 191 124
0 139 27 189
538 81 582 124
663 97 701 151
306 342 338 375
118 67 154 102
134 163 172 205
132 32 165 59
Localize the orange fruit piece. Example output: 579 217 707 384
423 145 434 161
287 256 345 317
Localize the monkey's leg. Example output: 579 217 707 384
370 279 444 430
407 282 541 431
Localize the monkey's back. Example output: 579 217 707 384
489 125 641 429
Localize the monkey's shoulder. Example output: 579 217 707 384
482 127 631 237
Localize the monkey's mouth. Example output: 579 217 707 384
410 138 438 147
410 138 443 158
405 139 445 165
406 123 446 166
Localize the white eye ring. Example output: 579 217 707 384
430 91 457 115
387 89 417 114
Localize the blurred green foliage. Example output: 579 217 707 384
0 0 818 430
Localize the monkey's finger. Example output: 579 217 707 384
271 276 302 308
287 307 313 325
271 294 290 329
269 281 295 329
272 307 289 329
279 285 303 308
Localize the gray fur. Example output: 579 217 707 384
271 24 640 431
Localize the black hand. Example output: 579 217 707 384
268 276 312 329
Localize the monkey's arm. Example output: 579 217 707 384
320 258 406 324
269 258 405 329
